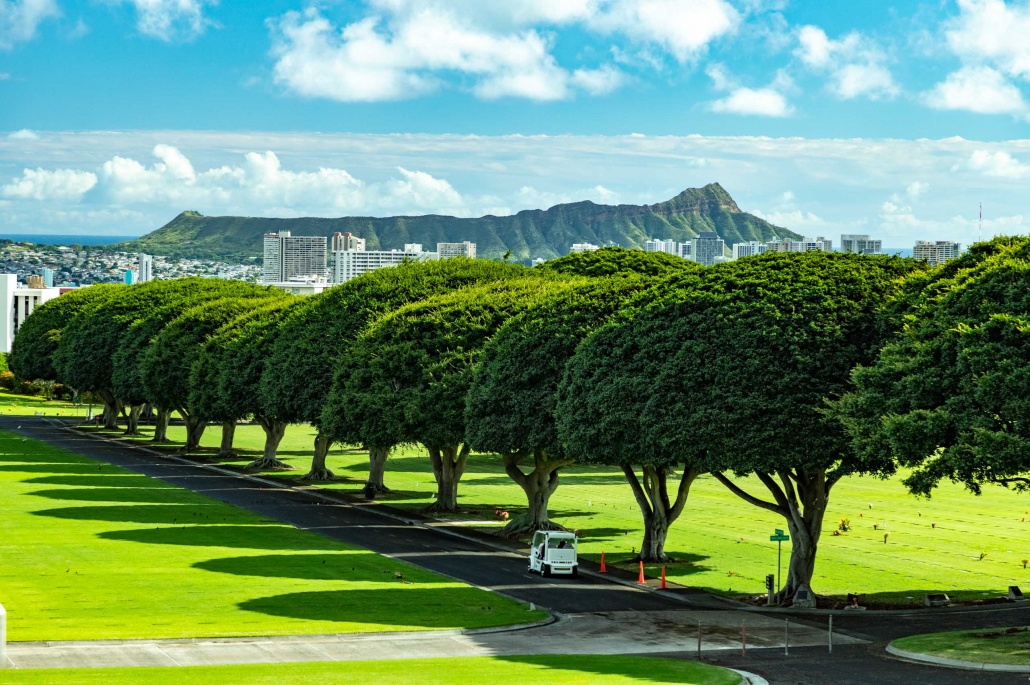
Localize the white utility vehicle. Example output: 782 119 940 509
528 531 578 577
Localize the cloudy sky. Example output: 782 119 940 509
3 0 1030 246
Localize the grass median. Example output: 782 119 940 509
0 430 545 642
2 655 743 685
890 627 1030 666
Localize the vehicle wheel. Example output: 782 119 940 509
571 566 578 578
543 564 552 578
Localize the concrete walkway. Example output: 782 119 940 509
6 610 859 669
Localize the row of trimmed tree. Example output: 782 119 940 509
10 240 1030 604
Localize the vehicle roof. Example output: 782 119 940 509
543 531 577 539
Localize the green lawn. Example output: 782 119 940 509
3 656 741 685
891 627 1030 666
0 391 81 417
65 414 1030 606
0 430 544 642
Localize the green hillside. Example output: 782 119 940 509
119 183 801 261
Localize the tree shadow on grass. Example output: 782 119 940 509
23 474 162 488
27 487 191 504
99 525 339 550
0 462 111 474
193 553 452 584
498 655 739 685
238 587 526 629
33 504 258 525
0 449 85 465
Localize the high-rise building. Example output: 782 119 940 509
138 253 154 283
678 241 693 260
124 270 137 285
262 231 328 283
732 241 768 259
437 242 476 259
692 232 726 266
765 237 833 253
913 240 961 266
0 274 63 353
570 243 600 253
41 267 54 288
330 246 439 284
645 238 678 255
841 234 882 255
331 232 366 252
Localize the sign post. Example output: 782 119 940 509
770 529 790 599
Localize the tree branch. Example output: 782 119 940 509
621 464 654 518
713 472 788 517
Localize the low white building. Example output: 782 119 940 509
570 243 600 253
0 274 63 353
913 240 961 266
265 280 333 296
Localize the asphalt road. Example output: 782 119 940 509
5 416 1030 685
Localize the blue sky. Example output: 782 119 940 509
2 0 1030 246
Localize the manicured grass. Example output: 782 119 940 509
891 627 1030 665
75 416 1030 606
0 391 81 417
0 430 544 642
2 656 742 685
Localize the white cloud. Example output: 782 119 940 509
113 0 215 42
0 0 60 49
959 149 1030 179
0 72 10 80
707 66 792 117
2 168 98 200
907 181 929 198
8 129 39 140
795 25 898 100
924 66 1027 116
945 0 1030 81
268 0 738 103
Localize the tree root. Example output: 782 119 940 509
420 501 462 514
299 468 339 481
498 514 567 539
217 449 237 459
244 457 295 471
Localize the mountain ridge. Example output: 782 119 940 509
118 183 802 262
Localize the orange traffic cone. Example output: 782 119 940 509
660 565 667 589
637 560 646 585
600 552 607 573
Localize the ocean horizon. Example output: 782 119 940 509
0 234 141 246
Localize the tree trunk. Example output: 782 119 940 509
500 449 573 537
123 405 143 436
301 433 336 480
622 463 700 563
245 418 293 471
713 468 833 604
182 414 207 453
366 445 391 493
97 389 121 430
152 407 171 442
424 444 469 512
218 421 236 458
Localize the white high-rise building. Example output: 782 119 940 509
692 232 726 266
0 274 63 353
677 242 693 260
332 232 366 252
841 234 882 255
437 242 476 259
732 241 768 259
766 237 833 253
913 240 961 266
262 231 328 284
570 243 600 253
138 253 154 283
330 246 439 284
645 238 678 255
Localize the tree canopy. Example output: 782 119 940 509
9 284 121 383
834 236 1030 497
466 274 672 534
323 276 571 510
536 247 701 278
558 252 920 589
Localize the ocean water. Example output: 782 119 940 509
0 234 139 246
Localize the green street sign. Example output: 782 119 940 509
770 532 790 542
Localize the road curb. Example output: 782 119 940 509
885 643 1030 672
